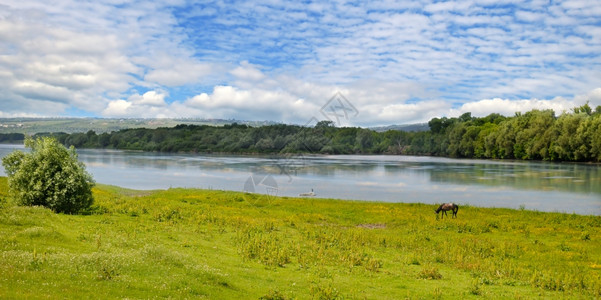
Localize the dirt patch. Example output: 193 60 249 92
356 223 386 229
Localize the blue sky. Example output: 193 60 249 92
1 0 600 126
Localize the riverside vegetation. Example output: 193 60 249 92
2 137 94 214
1 177 600 298
26 103 601 162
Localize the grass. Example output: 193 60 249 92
1 176 600 299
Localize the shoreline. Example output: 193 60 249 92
3 141 601 165
93 182 601 217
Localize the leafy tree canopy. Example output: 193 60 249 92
1 137 94 214
35 103 601 162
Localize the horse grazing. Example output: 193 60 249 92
435 203 459 219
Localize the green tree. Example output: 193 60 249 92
255 138 275 152
573 102 592 115
589 116 601 161
493 118 518 159
473 122 497 158
459 125 480 157
428 117 456 134
355 129 374 153
551 113 586 161
315 120 335 128
459 112 473 122
1 137 94 214
428 117 444 134
513 110 555 159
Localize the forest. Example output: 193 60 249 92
28 103 601 162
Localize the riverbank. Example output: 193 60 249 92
32 107 601 163
1 178 600 298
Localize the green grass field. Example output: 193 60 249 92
1 176 600 299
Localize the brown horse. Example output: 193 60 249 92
435 203 459 219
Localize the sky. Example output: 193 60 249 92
1 0 600 126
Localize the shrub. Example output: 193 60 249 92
418 265 443 280
1 137 94 214
259 289 289 300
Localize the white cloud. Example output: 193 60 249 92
574 88 601 106
230 61 266 82
1 0 600 126
97 66 601 126
103 99 132 117
182 84 318 122
130 91 168 107
0 0 215 116
369 101 451 125
515 10 546 22
101 90 169 117
141 56 216 87
451 88 601 118
0 110 43 118
453 97 572 117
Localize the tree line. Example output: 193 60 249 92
0 133 24 143
28 103 601 162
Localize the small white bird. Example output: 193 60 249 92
299 188 315 197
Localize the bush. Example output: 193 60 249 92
1 137 94 214
418 265 443 280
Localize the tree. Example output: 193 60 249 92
315 120 335 128
551 113 585 161
428 117 444 134
573 102 592 115
1 137 94 214
428 117 456 134
459 112 473 122
355 129 374 153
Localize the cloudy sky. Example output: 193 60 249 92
1 0 600 126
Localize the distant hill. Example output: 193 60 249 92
1 117 429 135
0 118 280 134
370 123 429 132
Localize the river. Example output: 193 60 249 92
1 144 599 215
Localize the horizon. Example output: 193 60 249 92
1 1 600 126
0 116 429 129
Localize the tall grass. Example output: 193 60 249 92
1 177 600 298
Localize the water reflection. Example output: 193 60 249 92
0 145 599 215
428 162 601 194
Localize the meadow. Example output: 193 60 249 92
0 176 600 299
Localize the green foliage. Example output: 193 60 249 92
0 133 25 143
413 108 601 161
418 265 443 280
39 104 601 162
1 137 94 214
469 279 483 295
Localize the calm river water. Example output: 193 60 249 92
1 144 599 215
